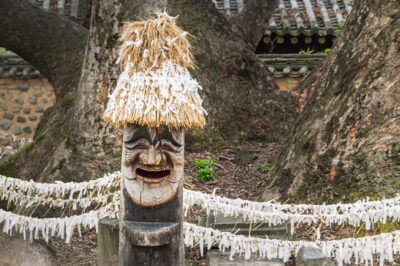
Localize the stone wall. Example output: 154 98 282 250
0 77 55 138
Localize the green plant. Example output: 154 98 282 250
194 156 216 180
196 168 213 180
320 48 332 54
299 47 315 55
335 20 345 35
194 156 216 168
186 179 193 184
0 48 6 55
261 162 271 171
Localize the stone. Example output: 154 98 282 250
17 116 26 123
0 122 11 131
33 92 43 97
13 126 22 135
18 87 29 92
296 247 335 266
0 103 7 111
35 106 44 113
11 105 21 113
0 233 56 266
29 95 37 104
202 213 295 240
1 140 10 147
28 115 38 121
206 250 284 266
4 93 12 101
23 126 32 134
15 98 24 105
40 98 49 104
3 113 14 120
23 108 31 114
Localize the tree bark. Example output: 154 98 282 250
264 0 400 203
0 0 295 182
0 0 88 99
231 0 278 49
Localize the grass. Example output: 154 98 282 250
261 162 271 171
194 156 216 180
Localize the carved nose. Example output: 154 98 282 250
140 146 164 165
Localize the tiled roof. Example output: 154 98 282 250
212 0 245 15
0 54 41 78
213 0 353 36
257 54 327 77
34 0 80 18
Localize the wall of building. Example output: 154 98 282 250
275 76 303 91
0 77 55 145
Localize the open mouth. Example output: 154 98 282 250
136 168 171 183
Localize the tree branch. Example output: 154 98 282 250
0 0 88 99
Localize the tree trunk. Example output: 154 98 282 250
0 0 296 182
264 0 400 203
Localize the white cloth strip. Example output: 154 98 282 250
0 203 118 244
184 189 400 217
0 172 119 199
1 188 118 211
3 173 400 224
184 196 400 232
184 222 398 266
0 205 398 266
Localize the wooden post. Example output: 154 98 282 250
119 125 185 266
98 218 119 266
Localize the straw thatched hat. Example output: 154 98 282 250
103 12 206 128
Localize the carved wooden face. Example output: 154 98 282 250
121 124 184 206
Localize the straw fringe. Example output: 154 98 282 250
103 61 206 127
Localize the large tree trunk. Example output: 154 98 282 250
0 0 295 182
263 0 400 203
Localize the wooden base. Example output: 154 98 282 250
119 185 184 266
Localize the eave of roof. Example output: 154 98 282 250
0 54 41 78
258 53 327 77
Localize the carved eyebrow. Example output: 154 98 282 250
159 130 182 147
124 127 151 144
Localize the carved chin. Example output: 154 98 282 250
135 167 171 184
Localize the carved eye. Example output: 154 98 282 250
162 144 174 152
133 145 148 150
160 140 181 152
125 139 150 150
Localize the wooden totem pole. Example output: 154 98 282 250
103 13 206 266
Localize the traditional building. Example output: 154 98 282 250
214 0 352 90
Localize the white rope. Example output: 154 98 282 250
0 203 397 266
184 189 400 217
3 172 400 216
183 222 398 266
0 131 32 156
0 202 118 244
183 193 400 232
1 188 118 210
3 173 400 230
0 172 119 199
